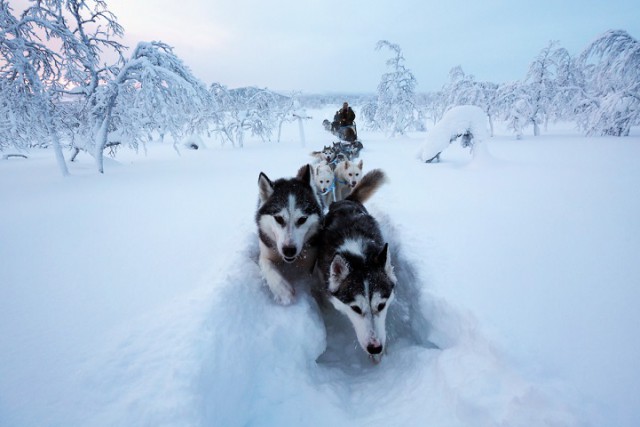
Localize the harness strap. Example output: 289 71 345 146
319 179 336 195
319 179 338 202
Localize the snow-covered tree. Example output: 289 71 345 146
496 81 528 139
417 105 490 163
521 41 562 136
209 85 294 147
575 30 640 136
441 66 498 136
415 90 446 128
31 0 126 97
1 0 129 173
90 41 210 172
549 46 584 122
364 40 420 136
31 0 128 161
0 0 69 174
496 41 570 137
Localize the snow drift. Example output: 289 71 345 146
57 216 579 426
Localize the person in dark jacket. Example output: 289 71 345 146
330 102 357 141
335 101 355 126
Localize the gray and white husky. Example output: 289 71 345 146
316 169 397 360
256 164 323 305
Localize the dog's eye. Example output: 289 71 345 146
274 216 285 226
377 303 386 312
296 217 307 226
351 306 363 315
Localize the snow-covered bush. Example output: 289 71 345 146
418 105 489 163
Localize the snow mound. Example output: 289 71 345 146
59 216 579 426
418 105 490 163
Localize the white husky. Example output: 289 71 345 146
313 162 336 209
334 159 363 201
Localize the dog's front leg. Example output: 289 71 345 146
258 245 295 305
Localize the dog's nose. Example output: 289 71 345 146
366 343 383 355
282 246 297 259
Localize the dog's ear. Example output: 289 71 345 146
376 243 397 284
329 254 350 293
258 172 274 204
357 159 363 170
296 164 312 186
375 243 388 266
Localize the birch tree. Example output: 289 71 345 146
0 0 68 174
209 85 294 147
576 30 640 136
364 40 420 136
91 41 210 172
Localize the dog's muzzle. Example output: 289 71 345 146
282 246 298 263
367 343 383 355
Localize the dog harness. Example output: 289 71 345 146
319 178 338 202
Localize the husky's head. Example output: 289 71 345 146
327 243 397 358
321 146 335 162
257 165 322 263
335 159 363 188
314 162 335 194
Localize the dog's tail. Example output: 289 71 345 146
346 169 387 204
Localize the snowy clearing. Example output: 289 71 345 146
1 109 639 426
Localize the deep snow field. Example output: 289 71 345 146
1 107 639 427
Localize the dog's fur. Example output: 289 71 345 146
334 159 363 201
313 161 336 209
256 164 323 305
316 169 396 360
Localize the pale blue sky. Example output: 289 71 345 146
14 0 640 93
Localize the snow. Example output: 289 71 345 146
1 108 639 426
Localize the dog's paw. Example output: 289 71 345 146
269 280 296 305
272 286 295 305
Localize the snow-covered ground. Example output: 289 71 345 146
1 108 639 426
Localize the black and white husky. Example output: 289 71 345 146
316 169 397 360
256 164 323 305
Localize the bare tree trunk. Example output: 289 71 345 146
488 114 495 137
44 108 69 177
51 131 69 177
95 91 118 173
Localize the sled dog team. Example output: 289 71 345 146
310 143 365 208
256 151 397 361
